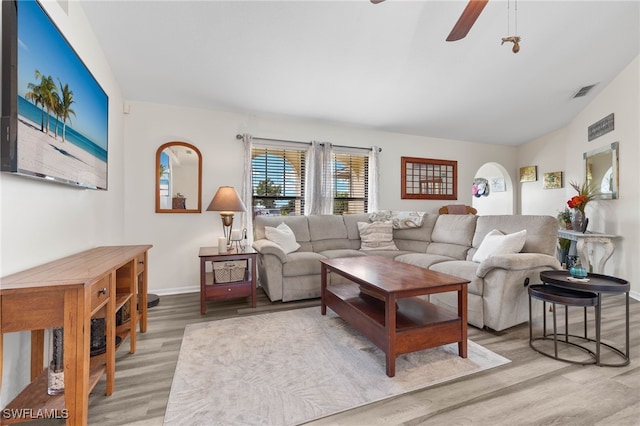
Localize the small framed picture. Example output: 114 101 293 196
520 166 537 182
543 171 563 189
490 177 506 192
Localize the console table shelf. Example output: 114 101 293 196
0 245 152 425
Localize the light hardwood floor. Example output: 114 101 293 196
33 288 639 425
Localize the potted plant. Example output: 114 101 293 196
557 237 572 267
557 208 572 230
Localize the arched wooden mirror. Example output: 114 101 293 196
156 142 202 213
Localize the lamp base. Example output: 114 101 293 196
220 213 235 243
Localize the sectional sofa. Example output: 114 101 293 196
252 212 562 331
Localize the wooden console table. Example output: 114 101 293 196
557 230 620 273
0 245 152 425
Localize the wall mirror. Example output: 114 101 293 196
156 142 202 213
401 156 457 200
584 141 618 200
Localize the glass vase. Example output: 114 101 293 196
47 327 64 395
571 208 587 233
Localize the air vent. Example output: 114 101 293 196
573 84 597 98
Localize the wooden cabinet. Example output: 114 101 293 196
0 245 152 425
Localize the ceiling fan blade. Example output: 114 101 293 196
370 0 386 4
446 0 489 42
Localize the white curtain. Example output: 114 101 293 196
367 146 380 213
241 133 254 244
304 141 334 215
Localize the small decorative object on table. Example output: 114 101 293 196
569 261 588 279
566 181 598 233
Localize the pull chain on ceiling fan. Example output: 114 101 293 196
501 0 521 53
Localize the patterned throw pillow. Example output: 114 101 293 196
357 221 399 251
368 210 425 229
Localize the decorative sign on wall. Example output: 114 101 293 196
519 166 537 182
588 113 614 141
543 171 563 189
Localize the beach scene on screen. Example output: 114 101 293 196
17 0 108 189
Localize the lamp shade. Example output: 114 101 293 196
206 186 247 213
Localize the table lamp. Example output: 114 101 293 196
206 186 247 246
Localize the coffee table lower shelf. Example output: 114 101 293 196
323 282 465 377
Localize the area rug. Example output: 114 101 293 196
164 307 510 426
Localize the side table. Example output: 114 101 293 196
557 229 620 273
537 270 630 367
199 247 257 314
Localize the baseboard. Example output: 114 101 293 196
153 285 200 296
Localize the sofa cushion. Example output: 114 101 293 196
265 223 301 254
429 260 485 296
318 249 367 259
282 251 327 276
395 253 455 269
473 215 558 257
472 229 527 263
308 215 352 252
358 221 399 251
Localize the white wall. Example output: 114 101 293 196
0 1 126 407
123 102 517 295
518 56 640 296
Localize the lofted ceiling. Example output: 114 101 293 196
80 0 639 146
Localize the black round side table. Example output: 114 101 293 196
531 270 630 367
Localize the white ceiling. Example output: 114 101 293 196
80 0 640 146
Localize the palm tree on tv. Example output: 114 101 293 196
25 70 46 132
56 80 76 142
40 74 58 135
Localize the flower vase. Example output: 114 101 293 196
571 209 588 233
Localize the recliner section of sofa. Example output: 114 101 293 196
252 213 561 331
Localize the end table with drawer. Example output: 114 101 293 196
199 246 257 314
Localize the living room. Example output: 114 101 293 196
0 0 638 424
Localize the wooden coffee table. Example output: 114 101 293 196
321 256 469 377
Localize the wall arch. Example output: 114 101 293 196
472 162 515 215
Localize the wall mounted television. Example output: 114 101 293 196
1 0 109 190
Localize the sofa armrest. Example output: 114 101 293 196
476 253 562 278
252 239 288 263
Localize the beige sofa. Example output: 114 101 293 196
252 213 561 331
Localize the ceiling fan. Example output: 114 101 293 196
370 0 488 42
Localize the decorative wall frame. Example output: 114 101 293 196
401 156 457 200
519 166 537 182
543 171 563 189
489 177 506 192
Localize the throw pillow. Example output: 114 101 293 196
357 221 399 251
265 223 300 254
472 229 527 263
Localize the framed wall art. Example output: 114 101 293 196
401 156 457 200
543 171 563 189
489 177 506 192
519 166 537 182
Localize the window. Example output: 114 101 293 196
333 152 368 214
251 147 305 216
250 143 371 217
